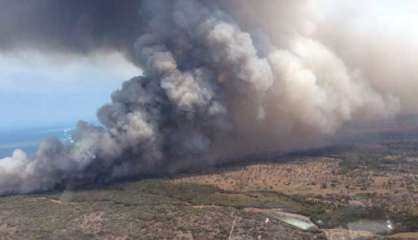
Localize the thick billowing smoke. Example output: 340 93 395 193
0 0 141 56
0 0 416 195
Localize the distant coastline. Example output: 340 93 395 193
0 124 75 159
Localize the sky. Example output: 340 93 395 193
0 51 140 130
0 0 417 130
322 0 418 37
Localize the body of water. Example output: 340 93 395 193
0 125 74 159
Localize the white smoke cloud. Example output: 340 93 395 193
0 0 416 195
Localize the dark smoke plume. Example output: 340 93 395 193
0 0 416 195
0 0 141 55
